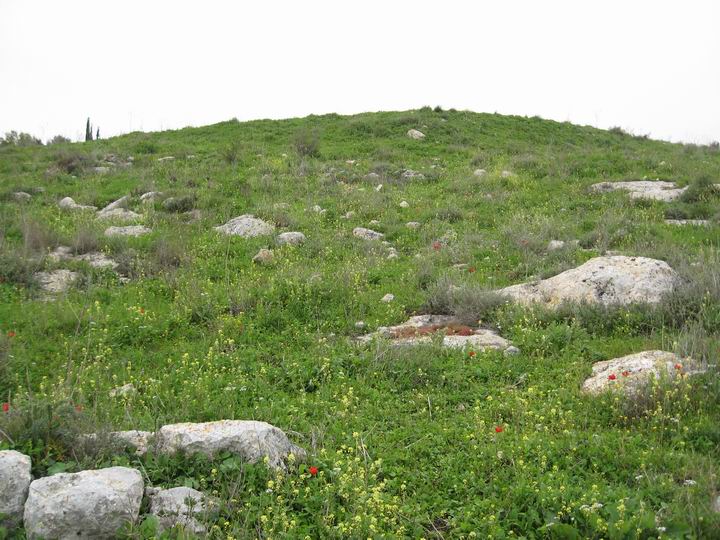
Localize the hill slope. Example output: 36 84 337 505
1 109 720 538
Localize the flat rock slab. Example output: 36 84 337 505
353 227 384 241
140 191 163 203
156 420 305 468
97 208 142 222
23 466 143 539
498 256 678 308
357 314 514 353
80 431 153 456
34 269 79 293
58 196 97 211
147 486 215 535
215 215 275 237
104 225 152 237
665 219 710 226
277 231 306 246
98 195 129 213
49 246 118 270
591 181 687 202
582 350 704 395
13 191 31 202
407 129 425 140
0 450 32 529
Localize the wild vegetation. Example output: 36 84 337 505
1 108 720 538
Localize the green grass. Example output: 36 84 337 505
1 108 720 538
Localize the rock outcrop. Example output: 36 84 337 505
215 215 275 237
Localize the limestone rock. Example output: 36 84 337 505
399 200 410 208
498 256 678 308
104 225 151 237
0 450 32 529
473 169 487 178
252 249 274 265
58 197 97 211
501 170 514 178
140 191 162 203
407 129 425 140
109 383 136 397
581 351 704 395
277 232 306 246
34 269 79 293
357 314 513 353
80 431 153 456
406 221 421 230
401 169 425 180
23 467 143 539
664 219 710 226
97 208 142 222
12 191 31 202
215 215 275 238
98 195 129 213
147 486 216 535
156 420 305 468
381 293 395 303
353 227 384 241
75 252 119 270
591 181 687 202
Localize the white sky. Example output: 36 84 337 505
1 0 719 143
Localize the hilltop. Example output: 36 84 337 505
1 108 720 538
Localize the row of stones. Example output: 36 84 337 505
0 420 303 538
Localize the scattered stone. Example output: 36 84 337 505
311 205 327 215
97 208 142 222
381 293 395 303
23 467 143 539
664 219 710 226
109 383 136 398
357 314 513 352
80 431 153 456
147 486 216 536
406 221 421 229
277 231 306 246
58 196 96 211
401 169 425 180
12 191 31 202
547 239 579 251
387 247 399 260
156 420 305 468
99 195 131 213
34 269 79 294
140 191 162 203
501 170 514 178
342 211 356 219
504 345 521 356
0 450 32 530
591 181 687 202
399 200 410 208
104 225 152 237
93 166 111 174
215 215 275 237
364 172 380 181
252 249 274 265
48 247 117 270
407 129 425 140
369 219 381 226
473 169 487 178
353 227 384 241
354 321 365 329
498 256 678 308
581 350 704 395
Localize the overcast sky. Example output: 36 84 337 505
1 1 718 143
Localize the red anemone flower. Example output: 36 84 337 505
7 330 15 338
309 466 318 476
495 426 503 433
2 402 9 413
674 363 682 370
621 371 630 377
608 373 617 381
432 241 442 251
468 267 476 273
468 351 476 358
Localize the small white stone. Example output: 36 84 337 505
399 200 410 208
381 293 395 303
473 169 487 177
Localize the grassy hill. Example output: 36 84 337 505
1 108 720 538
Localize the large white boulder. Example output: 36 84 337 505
215 215 275 237
98 195 129 213
156 420 305 468
498 256 678 308
23 467 143 539
0 450 32 529
581 350 704 395
147 486 216 535
33 269 79 294
591 181 687 202
407 129 425 140
97 208 142 222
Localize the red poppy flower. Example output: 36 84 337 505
674 363 682 370
468 351 476 358
621 371 630 377
495 426 503 433
139 308 145 314
1 402 9 413
608 373 617 381
432 241 442 251
309 466 318 476
7 330 15 338
75 405 82 412
468 267 476 273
